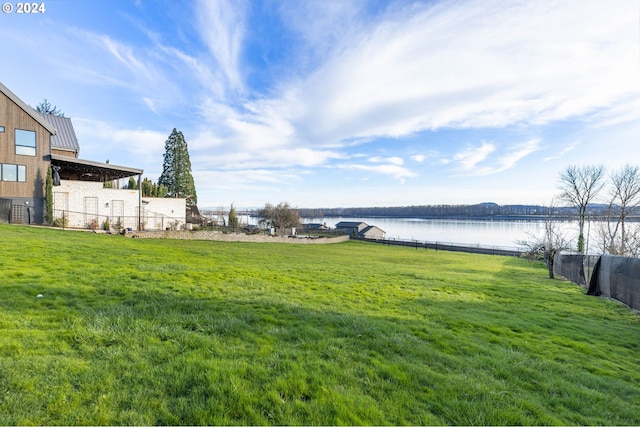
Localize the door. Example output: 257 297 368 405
84 197 98 229
110 200 124 230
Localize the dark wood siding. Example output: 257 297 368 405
51 148 77 158
0 93 52 199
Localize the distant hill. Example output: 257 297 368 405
296 203 616 220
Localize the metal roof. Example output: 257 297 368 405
335 221 368 228
0 81 57 135
51 154 143 181
40 114 80 153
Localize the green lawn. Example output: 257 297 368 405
0 224 639 425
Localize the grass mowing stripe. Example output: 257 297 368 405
0 224 639 425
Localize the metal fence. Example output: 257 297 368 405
0 200 37 224
0 199 11 223
356 236 523 257
51 208 185 231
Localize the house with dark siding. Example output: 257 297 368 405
0 82 185 229
0 82 58 223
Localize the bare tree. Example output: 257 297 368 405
519 204 572 279
602 165 640 255
557 164 606 253
259 202 301 234
595 221 640 257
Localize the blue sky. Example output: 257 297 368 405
1 0 638 209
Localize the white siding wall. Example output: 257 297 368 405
51 180 187 230
53 180 140 230
141 197 186 230
362 227 385 240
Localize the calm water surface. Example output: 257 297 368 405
301 217 582 249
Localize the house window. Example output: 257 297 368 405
15 129 36 156
0 163 26 182
2 164 16 181
0 126 5 132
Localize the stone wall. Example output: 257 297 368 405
128 230 350 244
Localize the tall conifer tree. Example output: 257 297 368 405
158 128 197 206
44 166 53 225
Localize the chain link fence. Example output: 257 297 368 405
51 208 184 231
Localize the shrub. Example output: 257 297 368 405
53 215 68 228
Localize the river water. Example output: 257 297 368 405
240 214 600 251
298 217 584 250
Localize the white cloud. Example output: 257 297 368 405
452 139 541 176
195 168 301 190
72 117 167 170
276 0 366 63
544 140 581 162
4 0 636 208
67 0 636 192
453 142 495 171
195 0 247 94
193 147 343 170
72 30 185 104
368 156 404 166
494 139 541 173
282 0 638 145
338 163 417 183
142 97 158 114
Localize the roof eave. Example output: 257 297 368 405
51 154 143 179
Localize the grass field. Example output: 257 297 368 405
0 224 639 425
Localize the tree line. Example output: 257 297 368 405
298 203 594 220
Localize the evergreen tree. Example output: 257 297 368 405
141 177 169 198
44 166 53 225
141 177 154 197
158 128 197 206
156 183 168 198
127 177 138 190
35 99 64 117
228 203 239 229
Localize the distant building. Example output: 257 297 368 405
335 221 385 240
359 224 385 240
302 222 329 232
